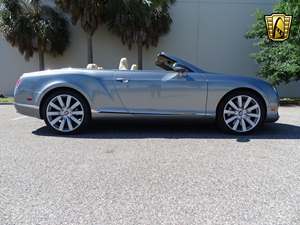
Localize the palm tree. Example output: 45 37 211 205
105 0 175 69
55 0 106 64
0 0 70 70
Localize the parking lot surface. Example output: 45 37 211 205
0 105 300 225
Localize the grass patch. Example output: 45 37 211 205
0 97 14 104
280 98 300 106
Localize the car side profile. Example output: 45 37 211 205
14 52 279 134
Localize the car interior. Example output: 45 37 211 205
86 58 138 71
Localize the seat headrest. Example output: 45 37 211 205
87 64 103 70
131 64 138 70
119 58 128 70
87 64 98 70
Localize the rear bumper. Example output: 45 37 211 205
14 103 40 119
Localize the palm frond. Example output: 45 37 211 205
0 0 70 61
55 0 106 35
105 0 175 49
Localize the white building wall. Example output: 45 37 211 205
0 0 299 97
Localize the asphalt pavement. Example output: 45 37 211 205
0 105 300 225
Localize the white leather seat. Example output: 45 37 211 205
119 58 129 70
87 64 98 70
86 64 103 70
130 64 138 70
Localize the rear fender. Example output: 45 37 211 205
36 81 94 109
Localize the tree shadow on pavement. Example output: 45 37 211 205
32 117 300 142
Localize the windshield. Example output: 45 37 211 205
155 52 205 73
155 54 176 71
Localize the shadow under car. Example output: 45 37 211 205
32 117 300 142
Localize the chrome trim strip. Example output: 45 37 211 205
96 109 128 114
94 109 215 117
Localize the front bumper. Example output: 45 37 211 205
265 99 280 123
265 111 279 122
14 103 40 119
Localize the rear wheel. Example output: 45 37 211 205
42 90 91 134
217 91 265 134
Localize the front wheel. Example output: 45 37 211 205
42 90 91 134
217 91 265 134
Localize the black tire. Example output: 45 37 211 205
217 90 266 134
41 89 91 134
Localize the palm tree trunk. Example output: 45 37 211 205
137 41 143 70
87 34 94 64
38 50 45 71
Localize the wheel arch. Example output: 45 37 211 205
39 86 91 119
216 87 267 119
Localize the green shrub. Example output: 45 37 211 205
246 1 300 85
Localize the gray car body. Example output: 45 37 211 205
14 54 279 122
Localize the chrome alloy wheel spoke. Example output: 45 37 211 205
241 119 247 132
46 94 84 132
47 112 61 116
70 115 81 125
70 102 81 111
238 96 243 108
243 97 252 109
244 116 255 127
223 95 261 133
228 100 239 111
66 117 73 131
57 96 65 108
247 113 260 118
233 119 240 130
247 104 259 112
59 117 66 131
224 110 236 115
49 102 62 111
71 111 84 116
225 115 238 124
66 96 72 108
50 116 62 126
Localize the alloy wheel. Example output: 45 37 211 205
223 95 261 133
46 94 85 133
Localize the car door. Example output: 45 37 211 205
113 70 162 113
154 71 207 114
113 70 207 115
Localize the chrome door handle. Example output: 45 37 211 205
116 78 129 83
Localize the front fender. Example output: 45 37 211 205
206 74 279 118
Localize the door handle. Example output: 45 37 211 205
116 78 129 83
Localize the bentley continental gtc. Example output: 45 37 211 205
14 52 279 134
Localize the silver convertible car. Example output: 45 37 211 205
14 52 279 134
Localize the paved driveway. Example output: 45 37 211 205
0 105 300 225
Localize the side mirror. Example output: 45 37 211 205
173 65 188 77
